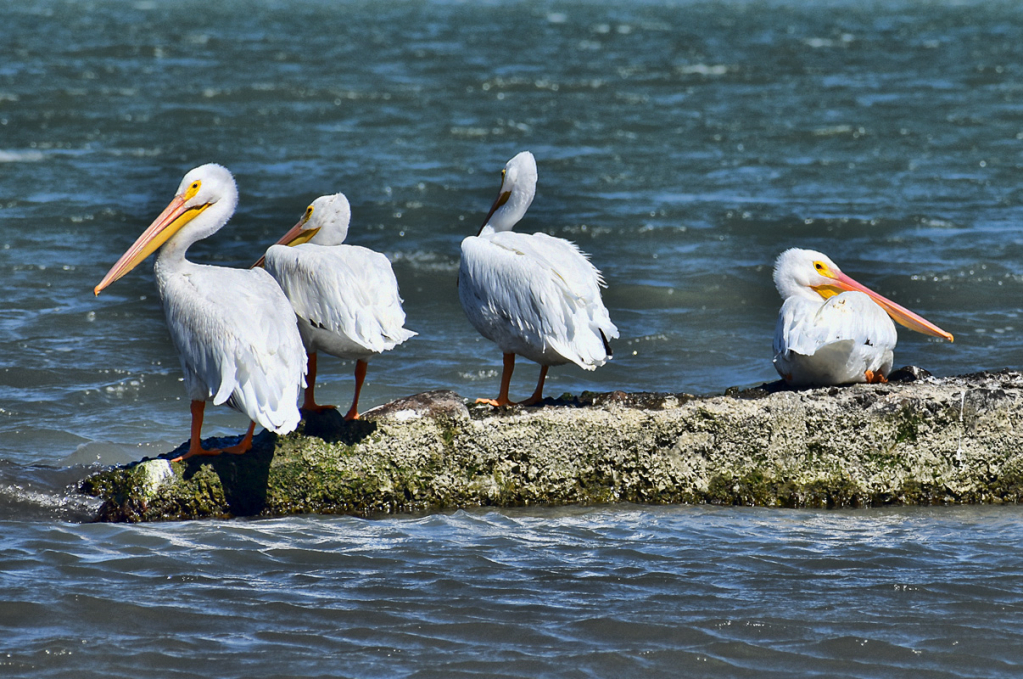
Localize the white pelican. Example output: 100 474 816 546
94 164 306 461
257 193 415 420
458 151 619 406
773 247 954 387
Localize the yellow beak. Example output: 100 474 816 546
813 271 954 342
252 217 320 268
94 194 210 295
477 190 511 236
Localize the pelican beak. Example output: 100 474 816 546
94 195 210 295
252 217 320 268
813 271 954 342
478 190 511 236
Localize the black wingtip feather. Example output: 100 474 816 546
600 329 613 358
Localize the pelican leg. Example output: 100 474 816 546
301 352 336 413
220 421 256 455
864 370 888 384
171 400 209 461
518 365 549 406
477 353 517 407
343 359 368 421
171 401 255 461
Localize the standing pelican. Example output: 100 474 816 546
94 164 306 461
458 151 619 406
773 248 953 387
258 193 415 420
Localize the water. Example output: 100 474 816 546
4 506 1023 677
2 0 1023 674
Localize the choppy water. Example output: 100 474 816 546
2 0 1023 675
5 506 1023 677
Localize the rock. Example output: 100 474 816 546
136 459 173 499
78 369 1023 522
364 389 470 422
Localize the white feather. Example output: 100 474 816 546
772 248 907 387
262 192 415 364
107 164 308 436
458 152 617 372
459 228 617 369
773 291 896 387
265 243 415 360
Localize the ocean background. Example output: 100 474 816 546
2 0 1022 675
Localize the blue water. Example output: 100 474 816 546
5 506 1023 678
2 0 1023 675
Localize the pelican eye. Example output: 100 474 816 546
305 206 314 220
183 180 202 201
814 261 826 272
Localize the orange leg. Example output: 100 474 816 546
301 352 336 413
220 421 256 455
343 359 368 421
865 370 888 384
518 365 549 406
171 401 256 462
476 353 516 407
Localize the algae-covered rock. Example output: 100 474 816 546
79 373 1023 522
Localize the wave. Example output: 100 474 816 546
0 459 102 522
0 149 44 163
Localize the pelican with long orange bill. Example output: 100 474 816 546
94 164 306 461
772 247 953 388
256 192 415 420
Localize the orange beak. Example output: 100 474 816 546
477 189 511 237
252 217 319 268
814 271 954 342
94 195 209 295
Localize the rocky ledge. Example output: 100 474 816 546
80 369 1023 522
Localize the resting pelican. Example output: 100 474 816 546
257 193 415 420
95 164 306 460
773 248 953 387
458 151 619 406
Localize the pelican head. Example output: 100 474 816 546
253 193 351 268
479 151 538 234
302 193 352 246
95 163 237 295
774 247 954 342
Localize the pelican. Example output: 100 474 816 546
94 164 306 461
257 193 415 420
773 248 953 387
458 151 619 406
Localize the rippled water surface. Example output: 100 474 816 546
2 0 1023 675
5 506 1023 677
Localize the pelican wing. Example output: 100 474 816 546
264 243 415 354
459 231 618 369
775 291 896 357
774 291 897 385
160 265 306 434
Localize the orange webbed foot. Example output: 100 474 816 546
171 443 228 464
171 420 255 462
170 442 250 463
864 370 888 384
475 397 516 407
171 449 205 463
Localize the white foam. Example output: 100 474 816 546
0 150 44 163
